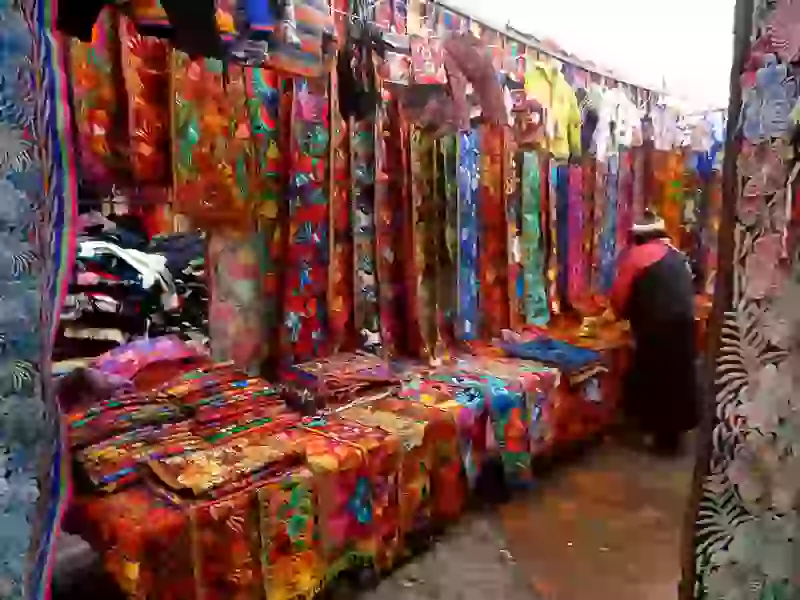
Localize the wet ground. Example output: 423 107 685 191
55 441 693 600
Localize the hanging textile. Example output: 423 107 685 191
580 157 595 308
662 150 684 244
351 117 381 353
208 232 265 374
478 125 509 336
544 158 559 314
591 159 607 297
632 145 646 221
119 15 171 186
244 68 286 363
617 150 634 253
171 53 252 230
455 129 480 341
521 152 549 325
553 162 569 306
505 138 524 330
282 79 330 363
599 154 618 293
69 8 127 191
3 0 79 595
409 127 440 358
566 164 586 307
328 0 353 353
435 136 457 350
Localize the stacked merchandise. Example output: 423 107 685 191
55 219 208 361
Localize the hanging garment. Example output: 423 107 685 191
599 153 619 292
505 143 524 330
119 15 171 186
69 8 129 191
455 129 480 341
553 163 570 305
521 152 549 325
478 125 509 337
524 61 581 159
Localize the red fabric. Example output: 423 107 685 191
610 239 670 317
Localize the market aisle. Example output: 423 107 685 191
499 442 694 600
360 516 538 600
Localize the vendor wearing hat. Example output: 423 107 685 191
609 210 699 454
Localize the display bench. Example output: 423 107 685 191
61 329 626 599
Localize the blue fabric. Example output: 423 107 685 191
500 338 602 374
600 153 618 293
456 129 480 341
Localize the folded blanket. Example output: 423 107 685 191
499 337 602 375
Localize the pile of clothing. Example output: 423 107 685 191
55 214 208 360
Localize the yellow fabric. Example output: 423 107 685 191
524 62 581 159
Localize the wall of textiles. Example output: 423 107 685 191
61 3 724 375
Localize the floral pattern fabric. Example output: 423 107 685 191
282 79 330 363
567 164 586 307
690 2 800 597
0 0 76 595
521 152 549 325
599 154 618 293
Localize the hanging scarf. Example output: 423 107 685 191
281 78 330 363
591 160 607 296
244 68 286 363
600 153 619 293
617 150 634 257
456 129 480 340
567 164 586 307
505 139 524 330
478 125 509 336
521 152 549 325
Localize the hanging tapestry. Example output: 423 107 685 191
409 126 439 358
632 145 645 221
505 139 524 330
69 8 127 191
688 3 800 595
662 150 684 244
545 158 559 314
566 164 586 307
244 68 286 363
478 125 509 336
2 0 79 595
208 232 265 374
171 53 252 230
617 150 634 253
552 162 569 306
434 136 456 351
118 15 171 186
455 129 480 341
282 78 330 363
351 117 381 354
599 154 618 293
521 152 549 325
580 157 596 308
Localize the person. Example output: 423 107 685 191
608 210 698 454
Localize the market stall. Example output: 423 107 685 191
45 0 724 597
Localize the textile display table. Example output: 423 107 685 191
63 334 627 599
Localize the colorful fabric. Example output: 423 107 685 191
351 117 381 353
208 232 265 374
119 15 171 186
478 125 509 337
92 335 203 380
455 129 480 341
617 150 634 259
545 158 559 313
591 159 607 296
505 141 524 330
244 68 286 363
328 45 354 353
580 158 595 305
599 154 618 293
632 145 646 221
566 164 586 306
69 8 126 190
282 79 330 363
172 54 252 230
553 163 569 305
409 126 439 358
520 152 549 325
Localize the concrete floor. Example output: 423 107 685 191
500 442 694 600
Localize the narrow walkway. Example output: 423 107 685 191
500 442 694 600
